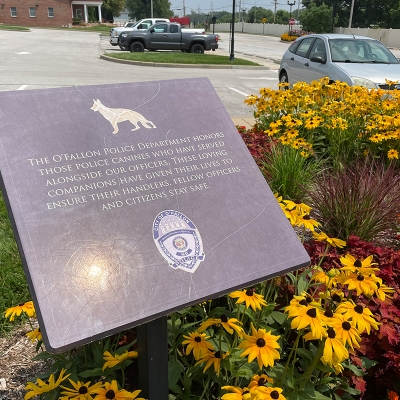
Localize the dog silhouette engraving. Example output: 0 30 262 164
90 99 156 134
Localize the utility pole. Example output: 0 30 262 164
183 0 186 16
230 0 236 61
198 5 200 26
349 0 355 28
273 0 278 23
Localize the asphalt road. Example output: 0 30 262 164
0 29 285 117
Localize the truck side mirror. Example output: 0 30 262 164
150 28 154 33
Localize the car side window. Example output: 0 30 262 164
295 37 316 58
154 24 168 33
309 38 326 62
288 39 301 54
170 24 179 33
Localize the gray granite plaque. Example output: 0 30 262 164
0 78 310 352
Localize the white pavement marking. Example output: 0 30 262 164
17 85 28 90
229 87 249 96
238 77 277 80
16 52 31 55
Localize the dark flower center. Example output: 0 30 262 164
327 328 336 338
243 390 250 394
106 390 116 399
354 260 362 268
271 390 280 399
299 300 307 306
342 321 351 331
194 336 201 342
306 308 317 318
306 297 313 303
19 302 26 306
332 294 341 303
256 338 266 348
357 274 364 281
377 282 381 288
324 310 333 318
295 199 301 204
354 305 364 314
79 387 88 394
246 289 254 296
214 351 221 359
258 378 266 386
303 215 311 220
220 314 228 323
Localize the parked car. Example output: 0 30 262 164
119 22 218 53
109 18 170 49
278 33 400 89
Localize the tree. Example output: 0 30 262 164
101 0 126 21
246 7 273 23
274 9 290 25
300 1 333 32
126 0 172 20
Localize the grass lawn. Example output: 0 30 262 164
0 192 30 335
0 24 30 31
105 52 262 66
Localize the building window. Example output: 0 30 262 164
29 7 36 17
76 9 82 19
48 7 54 17
10 7 17 17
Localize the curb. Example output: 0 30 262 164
100 53 269 69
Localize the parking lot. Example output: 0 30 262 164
0 28 286 117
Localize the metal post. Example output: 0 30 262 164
150 0 153 18
137 316 168 399
349 0 355 28
230 0 236 61
287 0 295 32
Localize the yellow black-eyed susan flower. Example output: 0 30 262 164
388 149 399 159
250 386 286 400
229 288 267 311
25 368 70 400
322 327 349 365
342 271 381 297
374 281 396 301
339 254 378 273
311 266 339 288
60 380 103 400
198 315 244 337
248 373 274 389
221 385 251 400
93 380 144 400
296 214 320 231
335 300 379 334
195 350 228 376
182 332 214 360
5 301 35 321
238 323 280 369
26 327 42 343
329 314 361 350
289 305 326 340
102 350 138 371
312 232 346 248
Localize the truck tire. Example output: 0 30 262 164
190 44 204 54
130 42 145 52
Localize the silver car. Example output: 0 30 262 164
278 33 400 89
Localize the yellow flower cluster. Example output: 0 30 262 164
280 32 298 42
245 77 400 161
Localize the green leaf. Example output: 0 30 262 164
296 348 313 361
359 356 377 369
169 384 183 395
78 367 103 378
32 351 54 361
231 365 254 379
345 363 365 376
168 361 182 387
270 311 287 325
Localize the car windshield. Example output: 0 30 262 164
329 38 399 64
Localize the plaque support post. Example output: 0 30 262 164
137 316 169 399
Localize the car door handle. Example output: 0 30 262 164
304 63 309 66
290 57 294 60
163 35 168 37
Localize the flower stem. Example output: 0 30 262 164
297 340 325 391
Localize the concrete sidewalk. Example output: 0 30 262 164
231 116 257 129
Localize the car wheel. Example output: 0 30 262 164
190 44 204 54
279 71 289 90
130 42 145 52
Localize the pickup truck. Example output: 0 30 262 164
119 22 218 54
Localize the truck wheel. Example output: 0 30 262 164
130 42 145 52
190 44 204 54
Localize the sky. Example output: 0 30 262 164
169 0 302 16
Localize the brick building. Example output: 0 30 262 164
0 0 103 27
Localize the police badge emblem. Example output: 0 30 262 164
153 210 205 273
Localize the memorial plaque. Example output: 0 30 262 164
0 78 310 352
